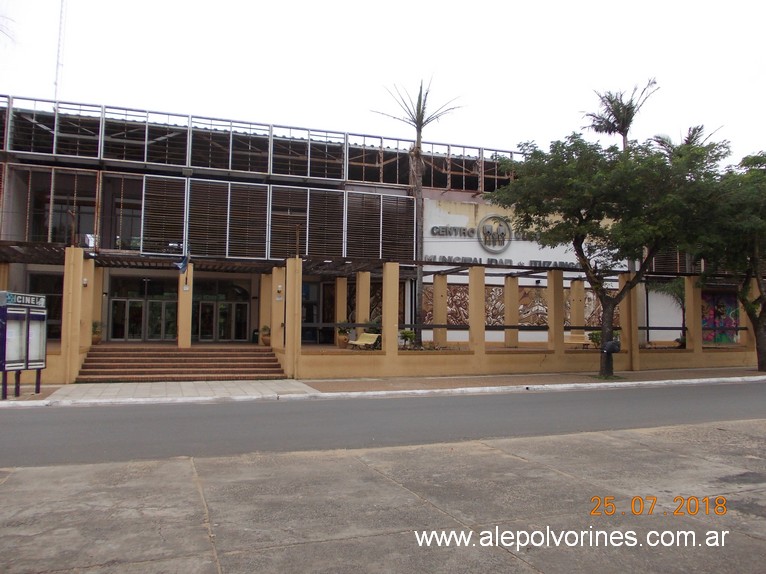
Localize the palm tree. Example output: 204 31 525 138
584 78 659 151
652 125 728 169
582 78 658 362
375 81 460 345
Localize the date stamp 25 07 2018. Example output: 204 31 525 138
590 496 728 517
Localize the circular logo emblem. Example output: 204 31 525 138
477 215 512 254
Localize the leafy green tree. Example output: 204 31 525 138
696 153 766 370
491 132 725 376
375 81 459 344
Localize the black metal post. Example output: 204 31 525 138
35 369 42 394
1 372 6 400
14 371 21 398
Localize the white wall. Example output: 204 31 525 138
645 291 684 343
423 199 580 286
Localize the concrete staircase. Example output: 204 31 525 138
76 344 285 383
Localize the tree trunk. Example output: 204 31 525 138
411 146 425 347
755 316 766 372
738 284 766 372
599 298 618 377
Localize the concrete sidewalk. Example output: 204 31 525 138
1 419 764 573
1 366 765 407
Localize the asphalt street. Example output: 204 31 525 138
1 381 764 467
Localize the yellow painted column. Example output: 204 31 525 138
433 274 448 347
468 266 486 354
382 262 399 355
250 274 260 341
271 266 287 351
335 276 348 345
0 263 9 290
356 271 371 336
61 247 85 383
177 263 194 349
546 270 564 353
618 274 640 371
684 276 703 357
284 257 302 377
259 273 272 345
92 266 105 328
80 257 95 350
504 275 519 347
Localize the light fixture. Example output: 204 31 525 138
82 278 89 287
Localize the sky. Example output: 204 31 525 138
0 0 763 163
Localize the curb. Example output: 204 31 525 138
0 375 764 408
285 375 766 401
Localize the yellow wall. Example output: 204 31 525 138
296 345 755 380
31 257 759 385
291 263 756 380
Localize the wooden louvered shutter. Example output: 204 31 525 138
307 189 344 257
228 183 268 258
142 176 185 254
270 186 308 259
381 195 415 261
651 247 702 274
188 180 228 257
346 192 381 258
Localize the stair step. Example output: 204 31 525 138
85 351 274 356
75 374 287 383
88 345 270 350
79 367 282 375
83 357 279 369
77 344 285 383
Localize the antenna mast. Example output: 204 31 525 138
54 0 66 101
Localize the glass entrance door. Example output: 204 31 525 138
192 280 250 342
108 277 179 342
197 302 216 341
193 301 249 342
218 303 232 340
110 299 145 341
147 300 178 340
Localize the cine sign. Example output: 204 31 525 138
0 291 48 371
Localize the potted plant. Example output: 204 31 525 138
92 321 103 345
260 325 271 346
337 327 350 349
399 329 415 348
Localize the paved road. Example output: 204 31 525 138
1 382 764 467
